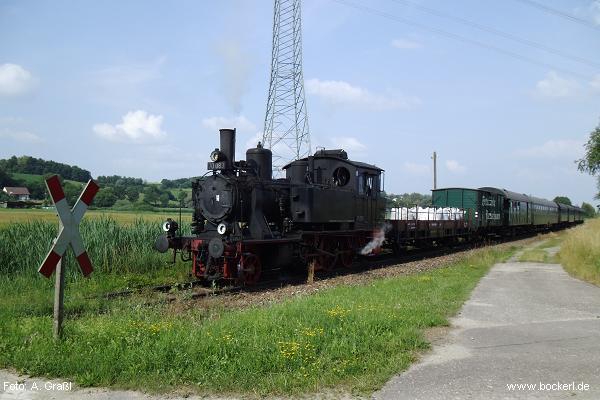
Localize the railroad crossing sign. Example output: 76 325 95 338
38 175 99 278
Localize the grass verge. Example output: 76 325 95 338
0 246 513 396
519 248 550 263
558 219 600 286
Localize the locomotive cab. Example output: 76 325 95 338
284 149 385 230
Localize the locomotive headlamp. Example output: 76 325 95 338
210 149 222 162
217 222 229 235
162 219 179 235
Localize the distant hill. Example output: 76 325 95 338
0 155 199 207
0 155 91 182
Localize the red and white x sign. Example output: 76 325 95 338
38 175 99 278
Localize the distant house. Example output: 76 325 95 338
3 187 30 201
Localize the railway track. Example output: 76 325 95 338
97 230 543 301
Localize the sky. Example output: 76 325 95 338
1 0 600 206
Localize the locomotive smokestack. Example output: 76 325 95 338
219 128 236 170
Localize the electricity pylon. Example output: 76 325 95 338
263 0 311 176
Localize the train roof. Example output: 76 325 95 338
557 203 584 212
282 149 383 171
478 187 557 207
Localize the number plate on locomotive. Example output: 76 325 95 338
207 161 226 170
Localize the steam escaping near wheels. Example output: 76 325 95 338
360 223 392 255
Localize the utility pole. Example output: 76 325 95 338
432 151 437 189
263 0 311 176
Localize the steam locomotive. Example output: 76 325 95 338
155 128 386 284
155 128 584 285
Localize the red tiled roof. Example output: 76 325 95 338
3 187 30 195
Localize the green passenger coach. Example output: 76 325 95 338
479 187 558 227
433 186 562 232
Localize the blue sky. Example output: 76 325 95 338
1 0 599 206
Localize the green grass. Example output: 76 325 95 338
558 219 600 286
519 248 550 263
538 232 564 249
0 246 513 396
0 218 192 277
518 232 566 263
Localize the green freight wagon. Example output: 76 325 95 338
432 187 504 230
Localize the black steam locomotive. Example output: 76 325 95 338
155 128 386 284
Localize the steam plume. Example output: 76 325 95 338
360 223 391 255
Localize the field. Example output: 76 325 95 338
558 219 600 286
0 208 517 396
0 208 191 226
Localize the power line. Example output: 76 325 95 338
512 0 600 32
332 0 594 81
388 0 600 70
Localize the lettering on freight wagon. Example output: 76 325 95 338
486 212 501 220
482 198 496 207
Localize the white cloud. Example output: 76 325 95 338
244 130 264 151
0 64 36 96
391 38 421 49
201 115 256 133
514 139 585 159
402 161 429 175
330 136 367 152
305 78 420 110
0 129 43 143
535 71 580 98
445 160 466 173
591 74 600 91
93 110 166 142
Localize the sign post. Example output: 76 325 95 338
53 232 65 339
38 175 99 339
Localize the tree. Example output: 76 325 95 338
63 181 83 205
553 196 572 205
28 180 47 200
385 192 432 208
144 186 161 206
126 187 140 203
159 192 170 207
111 183 127 200
177 190 188 206
160 179 176 189
0 169 15 188
94 187 117 208
581 202 596 218
578 124 600 198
